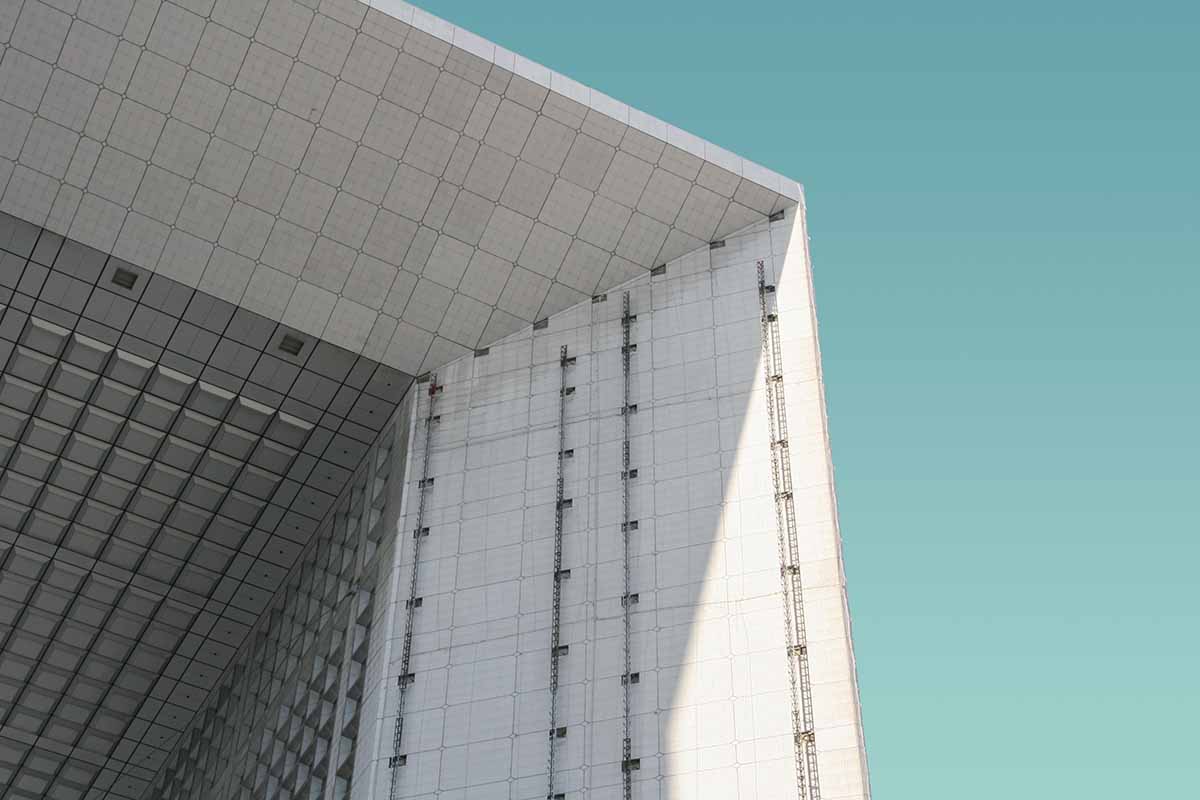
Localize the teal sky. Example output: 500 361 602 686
419 2 1199 796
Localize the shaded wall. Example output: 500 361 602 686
146 389 413 800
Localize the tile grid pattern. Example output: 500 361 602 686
0 211 408 800
0 0 793 377
372 212 867 800
145 397 407 800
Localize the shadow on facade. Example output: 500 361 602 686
379 212 804 800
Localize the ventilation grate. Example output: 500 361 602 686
278 334 305 356
111 267 138 290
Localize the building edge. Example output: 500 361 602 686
790 190 873 796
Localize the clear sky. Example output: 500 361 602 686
417 1 1200 795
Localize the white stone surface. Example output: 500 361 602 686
361 207 869 799
0 0 801 377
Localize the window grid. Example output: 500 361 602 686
147 421 402 800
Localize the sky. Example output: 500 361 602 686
417 1 1199 796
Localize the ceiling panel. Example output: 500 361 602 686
0 212 410 800
0 0 795 376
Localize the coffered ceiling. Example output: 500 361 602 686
0 212 409 799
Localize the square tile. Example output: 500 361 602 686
238 156 294 216
297 13 355 76
361 208 418 266
255 0 313 58
404 117 458 177
278 61 334 122
19 118 78 180
58 21 118 83
521 115 575 174
107 99 167 160
12 1 72 63
171 71 228 133
213 91 271 152
362 99 418 161
38 69 99 131
146 1 205 65
192 21 250 85
341 254 397 311
484 98 536 158
538 179 592 236
320 81 376 141
422 234 472 290
234 43 291 104
341 33 397 95
321 191 375 249
126 50 186 113
151 120 210 180
300 127 355 186
342 146 397 206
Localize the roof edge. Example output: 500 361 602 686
365 0 802 202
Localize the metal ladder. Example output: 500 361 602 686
620 292 635 800
548 345 574 799
757 261 822 800
388 378 440 799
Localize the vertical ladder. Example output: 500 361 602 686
620 292 635 800
548 345 574 799
758 261 822 800
388 378 441 799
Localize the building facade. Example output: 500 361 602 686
0 2 868 799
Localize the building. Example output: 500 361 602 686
0 1 869 799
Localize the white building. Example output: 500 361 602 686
0 2 869 799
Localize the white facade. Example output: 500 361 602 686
361 206 869 799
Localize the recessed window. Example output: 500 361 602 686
278 334 305 356
112 268 138 289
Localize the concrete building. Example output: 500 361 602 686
0 2 869 799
